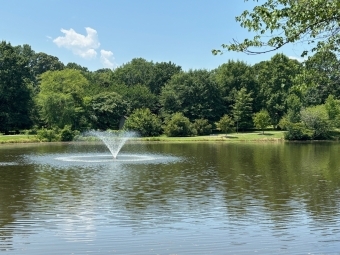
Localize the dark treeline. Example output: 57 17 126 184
1 40 340 140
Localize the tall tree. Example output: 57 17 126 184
88 92 128 130
213 0 340 57
303 51 340 105
112 58 154 87
66 62 89 72
36 69 89 129
0 41 32 132
160 69 225 122
149 61 182 94
120 84 158 114
16 45 65 88
286 94 302 123
254 54 301 126
30 52 64 77
212 60 260 113
232 87 253 131
111 58 181 96
86 68 114 95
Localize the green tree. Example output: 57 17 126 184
254 54 301 126
253 110 271 134
119 84 158 114
85 68 114 95
112 58 154 87
302 51 340 105
212 60 260 113
124 108 162 137
111 58 181 96
232 87 253 131
216 114 234 135
301 105 331 139
66 62 89 72
213 0 340 57
164 112 196 137
89 92 128 130
160 69 225 122
0 41 32 133
30 52 65 77
193 119 212 136
36 69 89 129
324 95 340 127
286 94 302 123
149 61 181 94
283 122 312 141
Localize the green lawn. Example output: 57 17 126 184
0 134 39 143
0 130 286 144
141 130 285 142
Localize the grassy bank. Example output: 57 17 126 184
0 131 285 144
141 131 285 142
0 134 40 144
3 129 340 144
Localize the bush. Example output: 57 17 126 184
164 112 196 137
60 125 79 141
300 105 331 139
37 125 79 142
23 125 39 135
37 128 60 142
193 119 212 135
216 115 234 135
253 109 271 134
124 108 162 137
284 122 312 140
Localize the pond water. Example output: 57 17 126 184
1 141 340 254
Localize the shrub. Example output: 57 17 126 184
253 109 271 134
284 122 312 140
60 125 79 141
164 112 196 137
23 125 39 135
301 105 331 139
37 128 60 142
216 115 234 135
193 119 212 135
37 125 79 142
124 108 162 137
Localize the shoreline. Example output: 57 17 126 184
2 130 340 144
0 131 304 144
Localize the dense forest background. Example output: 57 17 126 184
1 40 340 140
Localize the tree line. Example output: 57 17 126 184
1 40 340 140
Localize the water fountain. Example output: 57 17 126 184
28 130 178 166
86 130 137 159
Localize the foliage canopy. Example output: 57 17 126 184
213 0 340 57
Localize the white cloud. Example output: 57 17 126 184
53 27 100 59
100 50 116 69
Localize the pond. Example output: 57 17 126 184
1 141 340 254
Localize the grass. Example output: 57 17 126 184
5 130 340 143
4 129 340 144
0 131 285 144
0 134 40 144
141 130 285 142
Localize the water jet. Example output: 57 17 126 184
86 130 137 159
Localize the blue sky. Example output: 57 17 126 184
0 0 306 71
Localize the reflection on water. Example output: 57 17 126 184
1 142 340 254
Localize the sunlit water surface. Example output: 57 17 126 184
1 142 340 254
